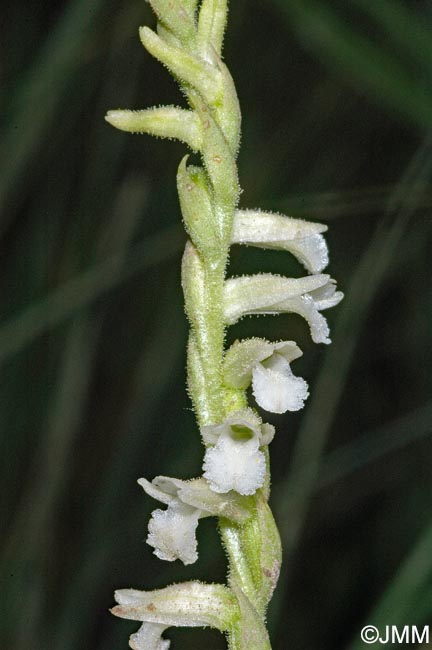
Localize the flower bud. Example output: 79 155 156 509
105 107 202 150
112 581 239 649
148 0 196 44
139 27 222 105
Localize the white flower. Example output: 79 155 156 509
223 338 309 414
112 581 238 650
201 409 274 495
139 476 250 565
232 209 329 273
223 273 343 344
276 278 344 344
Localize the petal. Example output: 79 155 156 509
129 623 170 650
203 434 266 496
201 408 262 445
147 504 201 565
252 357 309 414
260 422 275 446
287 233 329 274
232 210 329 273
309 281 344 310
277 293 332 344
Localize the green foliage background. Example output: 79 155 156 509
1 1 432 648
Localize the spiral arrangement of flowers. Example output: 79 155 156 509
106 1 343 648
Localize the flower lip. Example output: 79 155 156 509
252 354 309 414
201 409 274 495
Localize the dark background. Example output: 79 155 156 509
1 1 432 649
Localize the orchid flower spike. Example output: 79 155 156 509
112 581 239 650
223 338 309 414
201 409 274 495
232 209 329 273
138 476 250 565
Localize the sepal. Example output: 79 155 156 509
232 209 329 273
105 107 202 150
223 338 308 414
201 409 274 495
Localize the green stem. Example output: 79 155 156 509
180 72 278 650
109 1 283 647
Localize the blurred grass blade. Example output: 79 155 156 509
0 0 106 230
2 157 149 647
319 400 432 488
274 0 432 130
350 0 432 73
271 135 432 629
2 316 99 650
0 224 184 366
348 520 432 650
52 280 187 650
275 184 432 221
